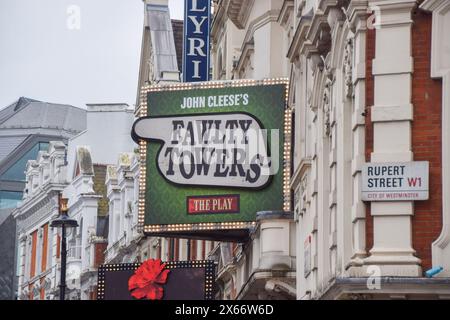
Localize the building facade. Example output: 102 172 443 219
14 103 134 299
208 0 297 300
287 0 450 299
104 0 217 272
0 98 86 300
10 0 450 301
209 0 450 300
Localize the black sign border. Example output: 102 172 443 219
134 79 290 238
97 260 215 300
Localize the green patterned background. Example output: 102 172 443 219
145 84 285 226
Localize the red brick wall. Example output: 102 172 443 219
365 23 375 252
365 10 443 271
411 9 443 271
94 243 108 268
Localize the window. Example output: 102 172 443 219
1 142 49 182
0 190 22 209
30 231 37 278
41 224 49 272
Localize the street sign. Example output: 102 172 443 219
362 161 429 201
183 0 211 82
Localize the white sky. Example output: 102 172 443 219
0 0 184 109
169 0 184 20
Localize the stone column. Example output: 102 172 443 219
345 0 370 275
17 234 27 299
364 0 421 276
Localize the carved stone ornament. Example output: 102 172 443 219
343 36 354 98
323 64 335 137
307 89 313 111
148 44 155 83
300 174 308 196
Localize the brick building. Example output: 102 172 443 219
287 0 450 299
206 0 450 299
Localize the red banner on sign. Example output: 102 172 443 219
187 195 240 215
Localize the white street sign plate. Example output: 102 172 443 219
362 161 429 201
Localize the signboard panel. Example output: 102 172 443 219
97 260 215 300
183 0 211 82
362 161 429 201
132 79 290 236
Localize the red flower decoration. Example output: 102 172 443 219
128 259 170 300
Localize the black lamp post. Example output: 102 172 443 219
51 194 78 300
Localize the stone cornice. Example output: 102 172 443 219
318 0 340 13
305 10 330 54
211 0 228 41
227 0 255 29
235 39 254 75
287 8 332 62
290 157 312 190
369 0 417 10
278 0 295 28
14 185 63 219
242 9 281 46
69 193 102 214
287 14 312 61
346 0 369 32
368 0 417 27
420 0 450 11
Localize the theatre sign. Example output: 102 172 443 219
132 79 290 238
362 161 429 201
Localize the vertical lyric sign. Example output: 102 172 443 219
183 0 211 82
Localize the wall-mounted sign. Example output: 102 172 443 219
97 259 215 300
132 79 291 238
362 161 429 201
183 0 210 82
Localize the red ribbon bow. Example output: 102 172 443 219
128 259 170 300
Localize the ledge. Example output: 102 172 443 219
256 211 294 221
227 0 255 29
372 57 414 76
371 104 414 122
321 276 450 299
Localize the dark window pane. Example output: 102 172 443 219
0 190 22 209
0 142 49 182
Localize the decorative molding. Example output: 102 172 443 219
287 12 312 62
343 36 354 98
323 60 335 137
227 0 255 29
235 39 254 76
278 0 295 28
345 0 369 33
241 9 281 47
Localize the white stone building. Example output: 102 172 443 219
104 0 213 269
208 0 297 300
14 103 135 300
14 142 67 300
209 0 450 300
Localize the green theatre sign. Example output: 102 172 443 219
132 79 291 239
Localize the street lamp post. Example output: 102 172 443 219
51 193 78 301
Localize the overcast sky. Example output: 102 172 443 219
0 0 184 110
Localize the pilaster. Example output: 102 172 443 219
364 0 421 276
